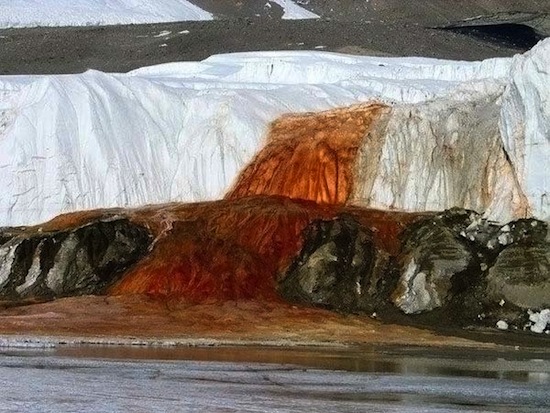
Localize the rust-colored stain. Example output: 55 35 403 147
0 295 486 348
105 197 421 301
33 200 424 303
109 197 339 301
27 102 425 303
110 226 278 301
227 103 389 204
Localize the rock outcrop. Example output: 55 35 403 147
484 220 549 309
278 215 390 313
0 218 152 301
389 210 550 331
276 206 549 333
0 198 548 335
0 197 418 304
391 214 475 315
109 197 410 302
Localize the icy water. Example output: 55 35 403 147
1 345 549 412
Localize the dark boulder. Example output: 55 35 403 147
391 211 477 315
0 217 153 301
486 241 550 309
278 215 390 313
391 211 550 333
478 220 550 331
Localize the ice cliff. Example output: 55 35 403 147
0 40 549 226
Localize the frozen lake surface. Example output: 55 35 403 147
1 345 549 412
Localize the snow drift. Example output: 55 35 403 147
0 40 549 226
0 0 214 28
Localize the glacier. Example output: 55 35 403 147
0 0 214 28
0 39 549 226
0 0 318 28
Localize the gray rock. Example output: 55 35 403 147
487 218 548 249
278 215 388 313
392 215 474 314
486 240 550 309
0 227 26 247
0 217 153 301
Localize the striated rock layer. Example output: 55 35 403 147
0 218 152 301
279 208 550 333
1 199 549 335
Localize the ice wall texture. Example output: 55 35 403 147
0 40 549 226
352 94 529 221
501 44 550 223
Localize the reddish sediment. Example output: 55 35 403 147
31 196 423 302
110 197 336 301
0 295 487 348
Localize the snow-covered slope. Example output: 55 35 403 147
0 40 549 226
0 0 318 28
0 0 213 28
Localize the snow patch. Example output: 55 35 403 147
529 309 550 334
154 30 172 38
496 320 509 330
270 0 319 19
0 0 213 29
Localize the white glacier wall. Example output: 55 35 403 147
0 40 548 226
501 41 550 221
0 69 387 226
352 92 530 222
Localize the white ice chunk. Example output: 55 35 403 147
529 309 550 334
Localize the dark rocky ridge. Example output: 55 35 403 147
279 209 550 335
296 1 550 31
0 217 153 302
0 201 548 337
